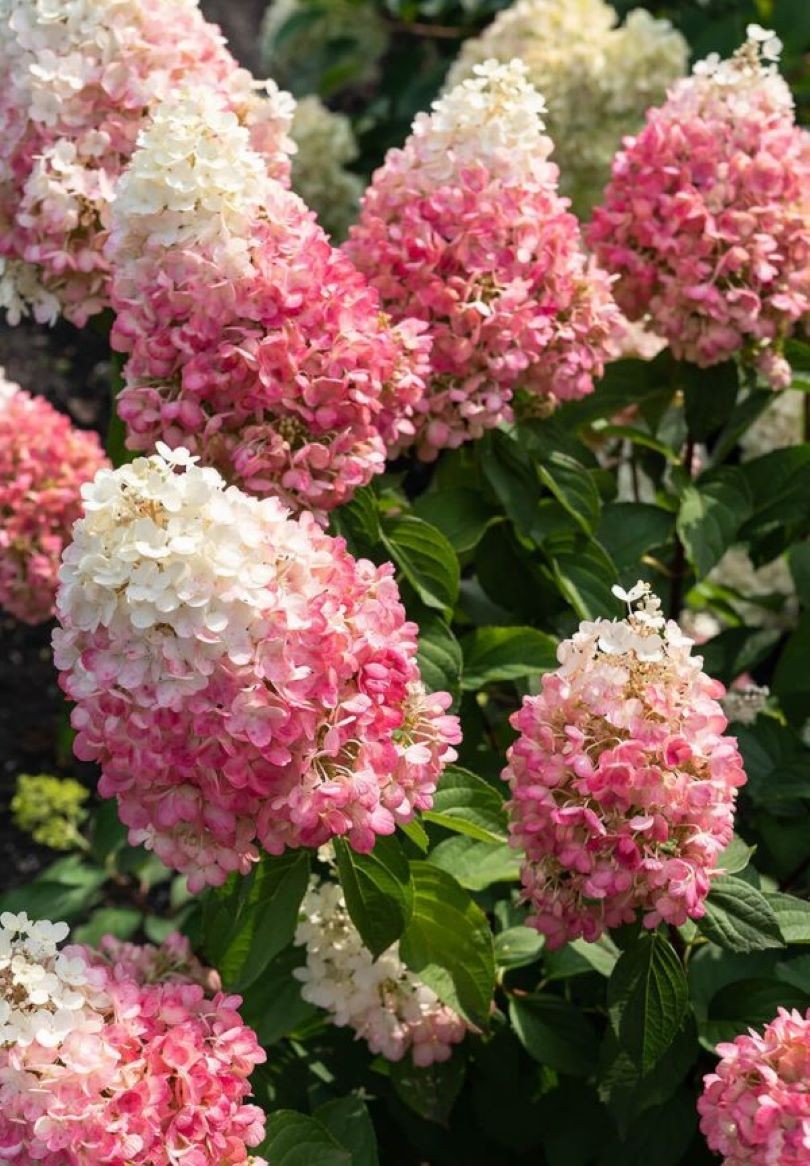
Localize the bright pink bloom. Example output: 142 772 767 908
0 371 108 624
0 0 293 326
698 1007 810 1166
502 582 746 947
589 28 810 388
344 60 621 460
0 917 267 1166
107 89 428 517
53 447 460 890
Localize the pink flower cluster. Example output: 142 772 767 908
698 1007 810 1165
0 370 108 625
53 447 460 891
589 27 810 389
344 60 621 460
0 0 293 326
0 914 267 1166
108 88 428 517
502 582 746 948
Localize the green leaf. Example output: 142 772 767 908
415 612 462 706
681 359 739 441
412 487 499 553
72 907 142 946
545 935 620 980
0 858 106 923
717 835 755 875
676 468 752 577
773 612 810 725
427 836 521 891
480 429 545 543
334 836 413 959
766 893 810 944
735 720 810 807
599 1012 698 1132
702 977 810 1048
399 818 429 853
739 447 810 546
597 503 675 572
203 851 310 990
608 933 689 1073
460 626 557 690
509 993 599 1077
548 537 622 620
537 450 602 535
699 875 785 952
423 765 508 844
389 1054 466 1125
239 946 317 1046
494 926 544 969
329 486 382 560
381 515 459 615
313 1096 379 1166
399 861 495 1029
259 1111 351 1166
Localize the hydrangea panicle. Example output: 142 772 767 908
344 59 622 460
0 0 294 326
108 87 428 515
53 447 460 890
589 28 810 388
295 875 469 1066
445 0 687 217
698 1007 810 1166
0 915 267 1165
0 369 108 624
502 581 746 947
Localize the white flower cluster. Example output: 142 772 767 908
445 0 687 215
692 23 791 113
294 878 468 1066
740 391 804 461
109 89 276 274
0 912 97 1048
416 59 551 184
710 547 798 629
289 96 363 240
54 444 316 704
722 683 770 725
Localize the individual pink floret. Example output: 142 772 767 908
502 581 746 948
108 88 428 517
0 370 108 625
0 0 294 327
344 59 622 460
0 913 268 1166
589 27 810 389
698 1007 810 1166
53 446 460 890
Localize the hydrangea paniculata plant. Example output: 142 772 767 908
0 0 294 327
0 913 267 1165
108 87 428 516
295 876 469 1066
0 369 108 624
53 446 460 891
589 27 810 388
502 581 747 947
698 1007 810 1166
445 0 687 217
344 59 622 460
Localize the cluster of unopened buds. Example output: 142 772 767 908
108 86 428 516
0 912 267 1165
53 446 460 891
699 1007 810 1166
345 59 622 460
503 581 747 947
589 27 810 388
0 368 108 624
294 874 469 1065
0 0 294 327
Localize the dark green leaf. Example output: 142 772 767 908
400 861 495 1029
740 447 810 546
239 946 317 1046
389 1054 466 1125
773 612 810 725
509 993 599 1076
424 765 508 844
412 487 499 553
334 836 413 958
381 515 459 615
314 1096 379 1166
259 1111 351 1166
699 875 785 952
597 503 675 572
608 933 689 1073
415 612 462 707
702 977 810 1048
735 720 810 807
681 359 739 441
676 468 752 577
460 626 557 690
767 893 810 944
537 450 602 534
548 537 622 620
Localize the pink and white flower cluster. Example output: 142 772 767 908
0 912 267 1165
344 59 622 460
698 1007 810 1166
0 370 108 625
108 87 428 516
0 0 294 326
294 876 469 1066
53 447 460 891
502 582 747 948
589 27 810 389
